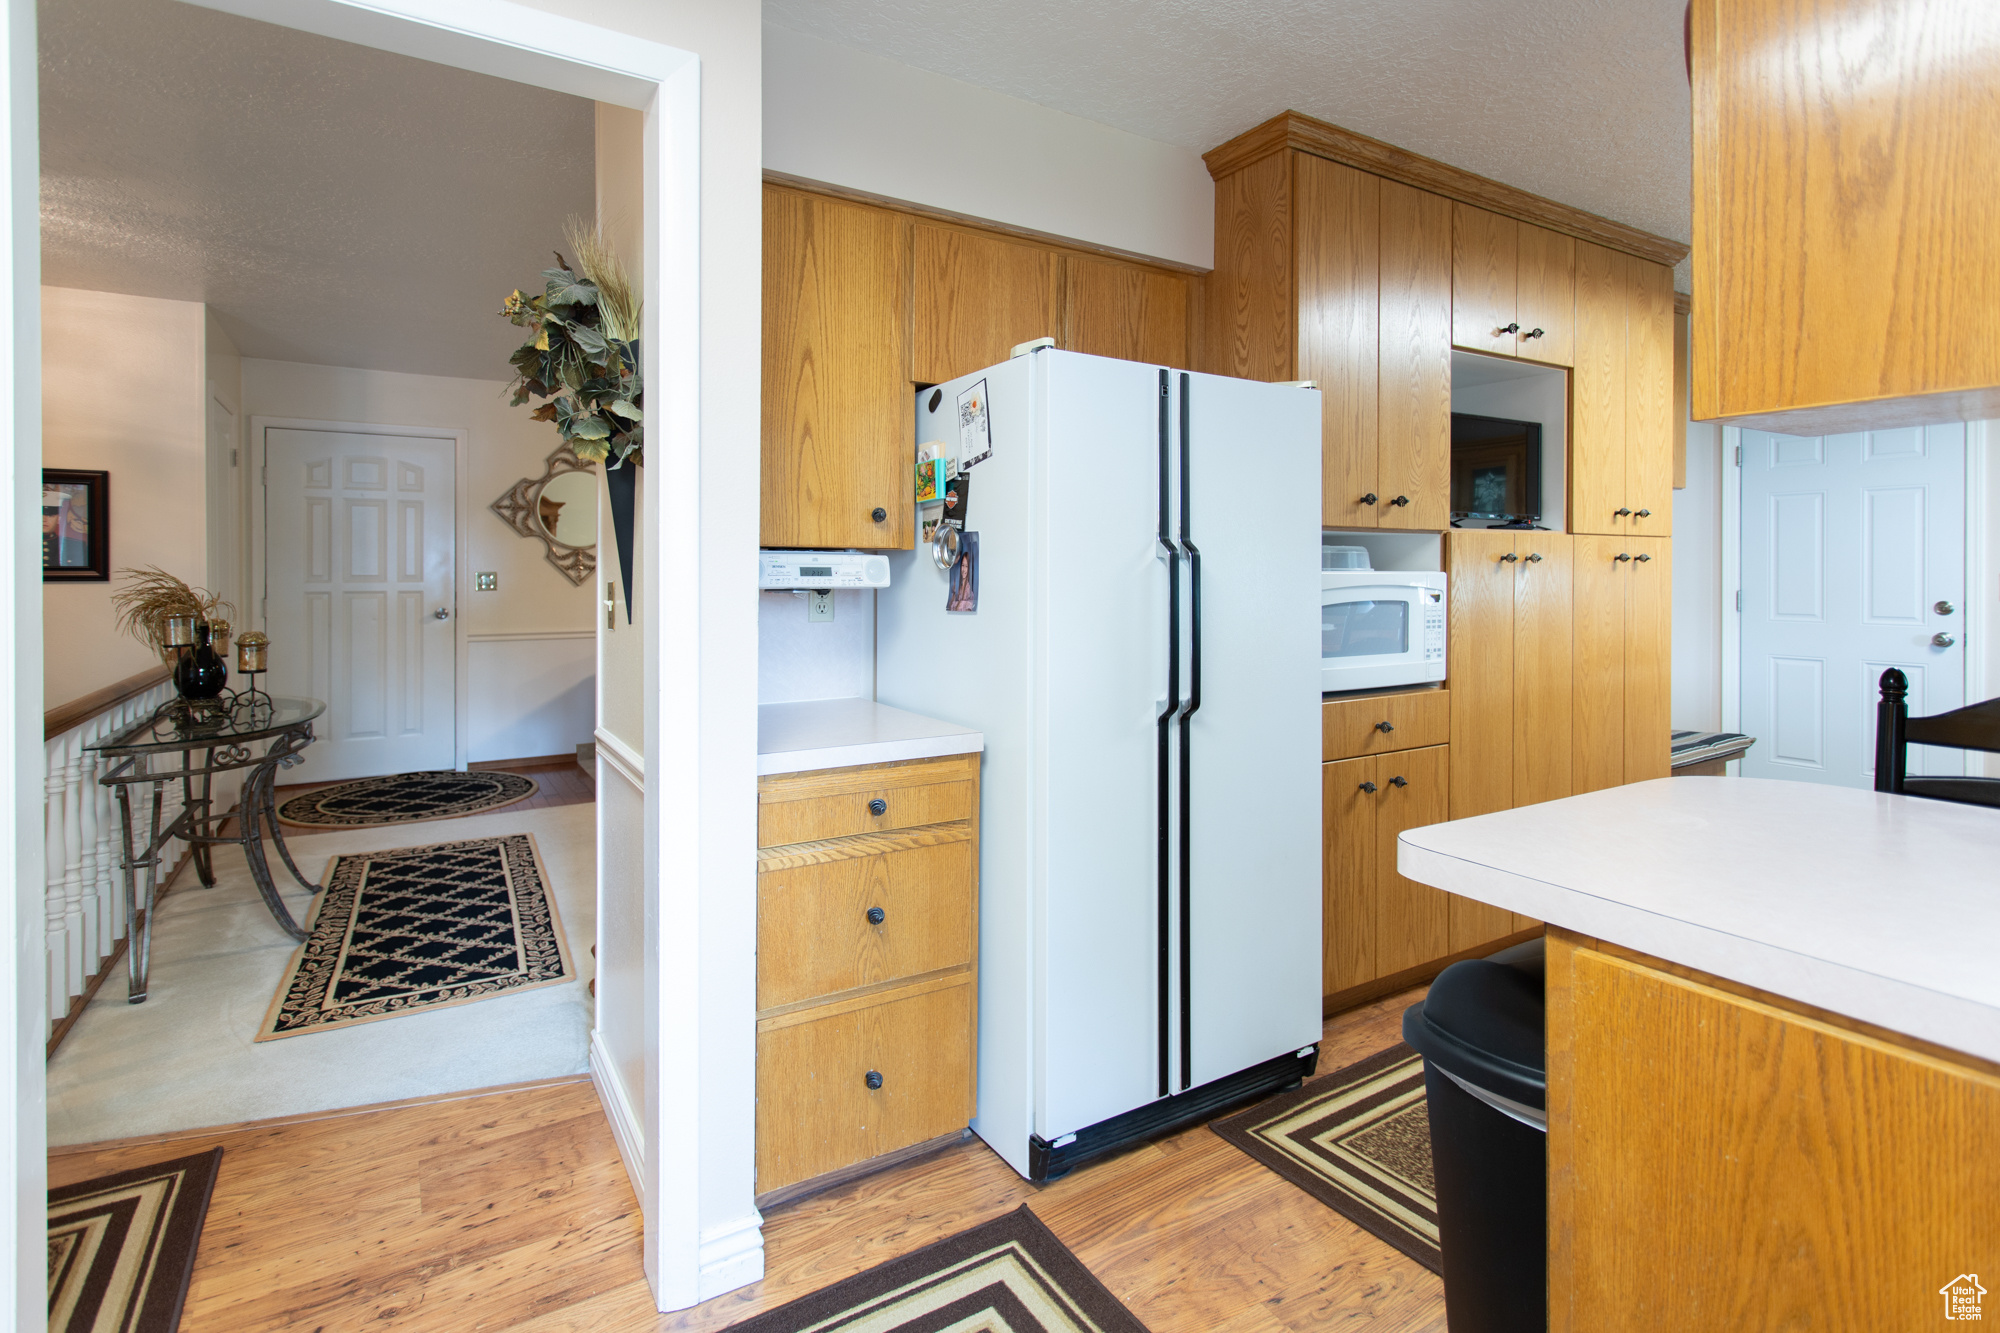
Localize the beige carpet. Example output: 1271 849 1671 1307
47 804 594 1147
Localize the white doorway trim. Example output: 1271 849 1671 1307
248 415 473 771
1721 425 1743 734
5 0 760 1319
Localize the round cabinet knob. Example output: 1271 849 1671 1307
1634 553 1652 563
1615 507 1633 517
1521 327 1546 340
1933 632 1958 648
1388 775 1408 788
866 906 886 925
1936 600 1958 616
1500 552 1520 563
1635 508 1652 518
1525 552 1544 563
1497 322 1521 336
871 507 888 523
1374 720 1395 733
1358 781 1379 793
1390 495 1410 507
867 798 887 816
1359 493 1378 506
864 1070 883 1090
1615 552 1633 562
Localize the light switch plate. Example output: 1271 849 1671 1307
806 589 834 622
475 572 499 591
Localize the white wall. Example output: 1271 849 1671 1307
1672 417 1725 732
240 358 596 761
759 588 872 703
41 287 208 704
764 23 1212 270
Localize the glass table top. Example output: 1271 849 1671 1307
85 695 325 754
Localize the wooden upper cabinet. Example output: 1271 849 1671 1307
1689 0 2000 432
1514 224 1576 366
1063 256 1189 368
1296 156 1380 528
1207 150 1296 384
1452 204 1517 356
1453 204 1575 366
914 224 1060 386
762 186 914 550
1624 258 1674 537
1376 181 1452 529
1571 241 1630 537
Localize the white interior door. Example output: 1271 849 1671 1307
1740 424 1966 787
264 426 457 781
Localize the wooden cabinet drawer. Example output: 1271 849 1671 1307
1322 688 1450 761
755 977 974 1194
758 755 979 848
757 829 974 1011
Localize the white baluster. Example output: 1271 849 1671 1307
75 719 101 976
60 729 88 1004
45 737 70 1029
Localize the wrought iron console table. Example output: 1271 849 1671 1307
86 695 325 1002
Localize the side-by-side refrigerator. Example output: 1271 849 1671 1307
876 347 1324 1181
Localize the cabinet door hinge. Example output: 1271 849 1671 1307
1733 445 1742 466
1735 589 1742 613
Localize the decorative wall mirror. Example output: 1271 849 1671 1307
490 447 598 585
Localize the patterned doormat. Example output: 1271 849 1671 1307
1211 1044 1440 1272
257 833 572 1040
49 1147 222 1332
726 1206 1151 1332
276 770 537 828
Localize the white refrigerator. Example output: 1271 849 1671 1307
877 347 1324 1181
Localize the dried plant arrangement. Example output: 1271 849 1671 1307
110 566 233 658
500 219 644 469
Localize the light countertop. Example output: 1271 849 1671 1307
1398 777 2000 1063
757 698 983 777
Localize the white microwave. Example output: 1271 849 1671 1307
1321 570 1447 692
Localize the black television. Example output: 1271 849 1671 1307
1450 412 1543 525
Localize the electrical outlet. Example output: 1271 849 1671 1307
475 572 499 592
806 590 835 622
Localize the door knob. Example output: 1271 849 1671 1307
1933 632 1957 648
433 607 451 620
868 798 887 816
864 1070 883 1090
1390 495 1410 507
1521 327 1545 340
1359 493 1378 506
1614 507 1633 517
871 507 888 523
1500 552 1519 563
1634 553 1652 562
1388 775 1408 787
1374 720 1395 733
866 906 886 925
1936 601 1957 615
1614 553 1632 562
1525 552 1543 563
1497 322 1520 336
1358 781 1379 793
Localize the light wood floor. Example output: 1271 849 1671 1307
49 988 1444 1332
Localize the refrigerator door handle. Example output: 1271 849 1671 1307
1154 369 1177 1099
1174 372 1196 1091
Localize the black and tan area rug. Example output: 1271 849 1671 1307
1212 1044 1440 1272
728 1205 1151 1333
276 770 537 828
257 833 572 1040
49 1147 222 1333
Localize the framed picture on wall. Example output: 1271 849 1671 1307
43 469 109 581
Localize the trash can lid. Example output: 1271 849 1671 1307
1401 937 1546 1110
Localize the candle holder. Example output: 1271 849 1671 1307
237 632 269 700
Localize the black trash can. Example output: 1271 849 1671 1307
1402 938 1547 1333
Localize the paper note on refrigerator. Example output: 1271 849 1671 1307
957 380 993 469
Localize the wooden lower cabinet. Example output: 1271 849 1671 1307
1548 929 2000 1329
755 754 979 1198
1321 743 1455 996
1571 536 1672 793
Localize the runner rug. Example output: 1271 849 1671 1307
276 770 537 828
1211 1044 1440 1272
726 1205 1151 1333
49 1147 222 1332
257 833 571 1040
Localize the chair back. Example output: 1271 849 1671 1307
1874 668 2000 800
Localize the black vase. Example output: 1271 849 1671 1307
174 621 229 699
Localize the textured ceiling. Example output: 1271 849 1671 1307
40 0 594 380
765 0 1693 267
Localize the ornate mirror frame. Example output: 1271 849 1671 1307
490 446 598 585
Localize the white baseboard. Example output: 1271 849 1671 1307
698 1210 766 1300
590 1030 646 1208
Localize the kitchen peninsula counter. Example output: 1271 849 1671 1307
1398 777 2000 1330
